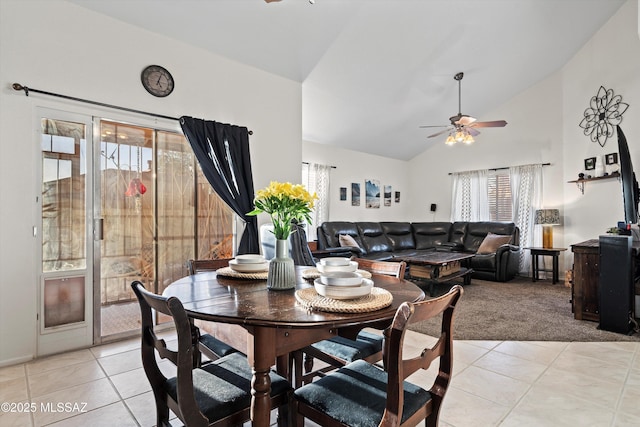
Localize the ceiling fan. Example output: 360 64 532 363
420 72 507 145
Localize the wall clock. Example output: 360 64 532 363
140 65 174 97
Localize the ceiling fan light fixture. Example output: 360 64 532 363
445 134 456 146
463 133 475 144
454 131 465 143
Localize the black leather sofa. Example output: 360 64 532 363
316 221 520 282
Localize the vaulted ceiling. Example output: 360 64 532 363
69 0 626 160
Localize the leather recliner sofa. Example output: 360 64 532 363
316 221 520 282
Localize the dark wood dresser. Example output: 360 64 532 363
571 239 600 321
571 238 640 323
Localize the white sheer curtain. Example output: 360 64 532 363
450 169 490 221
302 163 331 241
509 164 543 275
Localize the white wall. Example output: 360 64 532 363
302 140 412 223
302 0 639 276
562 0 640 258
0 0 302 365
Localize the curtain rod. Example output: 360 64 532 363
11 83 253 135
448 162 551 175
302 161 336 169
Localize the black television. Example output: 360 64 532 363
617 125 639 224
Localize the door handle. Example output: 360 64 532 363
94 218 104 241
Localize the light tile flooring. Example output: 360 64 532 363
1 330 640 426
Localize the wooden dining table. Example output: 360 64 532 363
162 266 425 427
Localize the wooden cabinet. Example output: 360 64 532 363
571 239 600 321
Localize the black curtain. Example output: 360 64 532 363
179 116 259 254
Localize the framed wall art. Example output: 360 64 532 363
605 153 618 165
351 183 360 206
365 179 380 208
584 157 596 170
339 187 347 201
384 185 392 206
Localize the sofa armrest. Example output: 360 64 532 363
495 244 520 281
438 242 464 252
313 246 362 259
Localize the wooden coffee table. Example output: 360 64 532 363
397 251 475 293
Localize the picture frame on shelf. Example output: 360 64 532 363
605 153 618 165
584 157 596 170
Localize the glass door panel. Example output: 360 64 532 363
97 121 235 336
39 113 93 356
98 121 153 337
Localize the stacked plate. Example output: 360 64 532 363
228 254 268 273
316 257 358 274
314 258 373 299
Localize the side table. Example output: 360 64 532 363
526 247 567 284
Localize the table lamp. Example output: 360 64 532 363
535 209 560 249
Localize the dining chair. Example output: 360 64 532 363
293 284 463 427
186 258 239 361
294 258 408 387
187 258 232 275
131 281 292 427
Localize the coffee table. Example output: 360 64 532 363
397 251 475 293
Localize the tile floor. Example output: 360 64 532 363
1 331 639 426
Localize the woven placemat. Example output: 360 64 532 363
215 266 268 280
301 268 372 280
295 287 392 313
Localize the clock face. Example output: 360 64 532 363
141 65 174 97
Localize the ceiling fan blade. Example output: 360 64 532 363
456 116 477 126
426 128 452 138
419 125 449 128
467 127 481 136
469 120 508 128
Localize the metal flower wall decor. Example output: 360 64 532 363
579 86 629 147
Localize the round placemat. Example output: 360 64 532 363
216 266 268 280
295 287 392 313
301 268 372 280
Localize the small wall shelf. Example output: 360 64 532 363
568 171 620 194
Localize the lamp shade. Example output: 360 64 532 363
535 209 560 225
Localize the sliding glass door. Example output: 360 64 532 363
37 109 235 352
95 120 234 340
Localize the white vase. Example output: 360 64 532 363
595 155 605 177
267 239 296 290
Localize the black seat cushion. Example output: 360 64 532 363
200 333 239 357
165 352 291 422
310 331 383 363
294 359 431 427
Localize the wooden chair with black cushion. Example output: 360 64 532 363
293 285 463 427
186 258 239 361
294 258 407 387
131 281 292 427
187 258 232 275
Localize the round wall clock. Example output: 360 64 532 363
140 65 174 97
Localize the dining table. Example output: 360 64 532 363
162 265 425 427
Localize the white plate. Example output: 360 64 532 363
320 257 351 267
314 279 373 300
319 271 363 287
234 254 266 264
316 261 358 273
229 259 269 272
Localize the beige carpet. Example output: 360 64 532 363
410 277 640 342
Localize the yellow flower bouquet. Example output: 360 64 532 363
248 181 318 240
